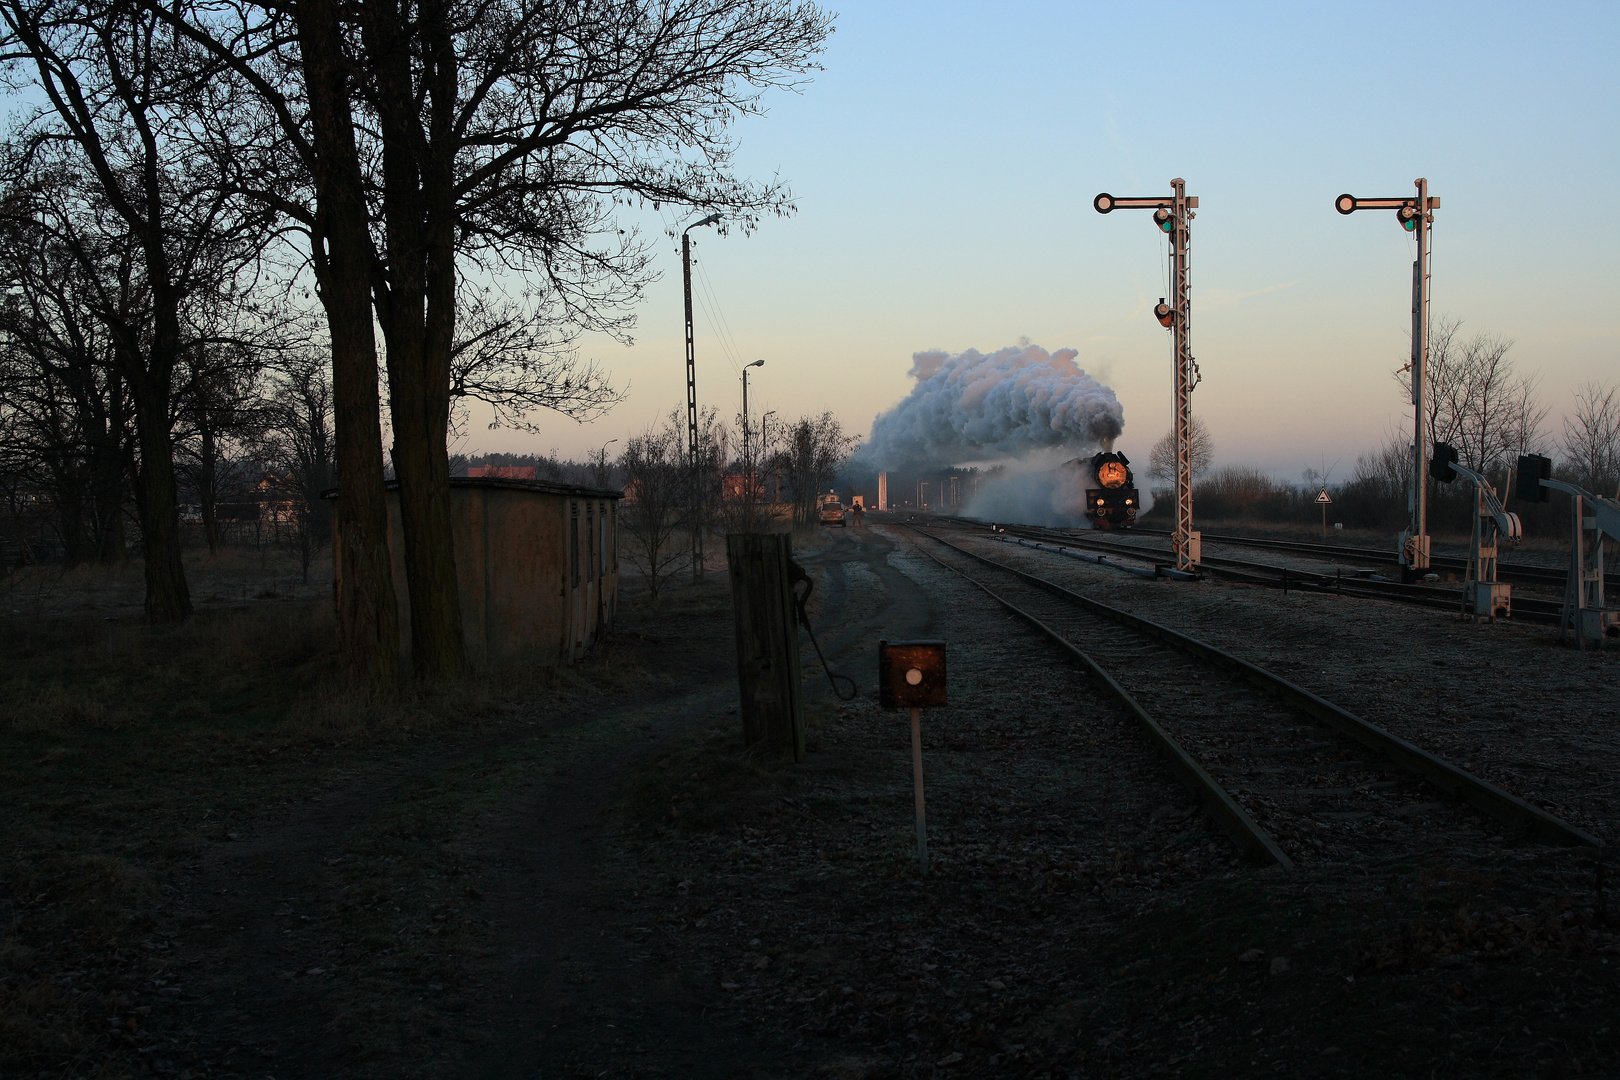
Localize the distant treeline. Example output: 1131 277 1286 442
1145 458 1611 540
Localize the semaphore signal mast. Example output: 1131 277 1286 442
1334 179 1440 582
1094 179 1201 573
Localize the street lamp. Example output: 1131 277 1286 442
594 439 618 489
682 212 721 578
742 358 765 458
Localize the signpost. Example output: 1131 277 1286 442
1316 487 1332 537
879 640 947 874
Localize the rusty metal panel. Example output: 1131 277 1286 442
878 639 947 709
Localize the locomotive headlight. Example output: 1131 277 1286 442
1097 461 1129 489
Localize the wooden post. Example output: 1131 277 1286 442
726 533 805 762
910 706 928 873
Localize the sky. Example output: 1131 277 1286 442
467 0 1619 482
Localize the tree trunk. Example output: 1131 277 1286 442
53 470 86 568
197 416 220 553
90 385 128 563
297 0 401 692
367 0 466 680
128 373 192 621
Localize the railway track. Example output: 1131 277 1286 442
894 522 1601 869
945 517 1568 624
1131 524 1618 593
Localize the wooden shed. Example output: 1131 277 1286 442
334 476 620 669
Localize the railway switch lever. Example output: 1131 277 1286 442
1431 441 1521 621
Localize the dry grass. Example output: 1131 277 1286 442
0 578 630 1077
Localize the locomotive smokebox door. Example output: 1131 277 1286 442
878 640 947 710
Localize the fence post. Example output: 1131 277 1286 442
725 533 805 762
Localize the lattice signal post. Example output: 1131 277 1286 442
1335 180 1440 581
1095 179 1201 572
682 213 720 578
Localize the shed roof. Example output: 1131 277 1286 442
436 476 623 500
323 476 623 501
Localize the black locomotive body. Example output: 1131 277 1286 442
1083 451 1139 529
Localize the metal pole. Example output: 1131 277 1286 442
683 230 703 579
741 368 752 525
1408 177 1432 580
910 706 928 873
1169 178 1199 573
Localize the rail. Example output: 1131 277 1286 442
973 519 1565 625
908 524 1602 853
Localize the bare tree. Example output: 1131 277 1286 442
260 349 334 581
174 341 266 554
1350 431 1410 501
1561 380 1620 498
152 0 832 679
0 0 277 619
450 288 622 435
716 406 779 535
1147 413 1214 485
0 217 131 565
1398 317 1545 475
775 412 855 530
617 414 688 603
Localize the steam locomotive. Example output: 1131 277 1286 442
1083 451 1139 529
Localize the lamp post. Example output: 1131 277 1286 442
742 359 765 463
682 213 721 578
593 439 618 489
739 360 766 528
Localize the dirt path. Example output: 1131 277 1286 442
471 522 936 1077
132 525 936 1078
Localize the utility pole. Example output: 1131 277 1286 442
1335 180 1440 582
1095 179 1202 572
682 213 720 579
742 359 764 526
742 360 764 458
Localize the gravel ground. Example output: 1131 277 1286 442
587 519 1617 1079
933 520 1619 840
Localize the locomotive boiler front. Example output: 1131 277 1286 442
1084 451 1139 529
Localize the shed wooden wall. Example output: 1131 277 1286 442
332 481 618 670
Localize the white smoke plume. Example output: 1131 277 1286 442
861 344 1124 470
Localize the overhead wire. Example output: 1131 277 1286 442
690 267 741 378
692 244 747 376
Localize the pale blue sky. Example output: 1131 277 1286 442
471 1 1618 479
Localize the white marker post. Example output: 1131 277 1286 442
909 702 927 871
880 640 947 875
